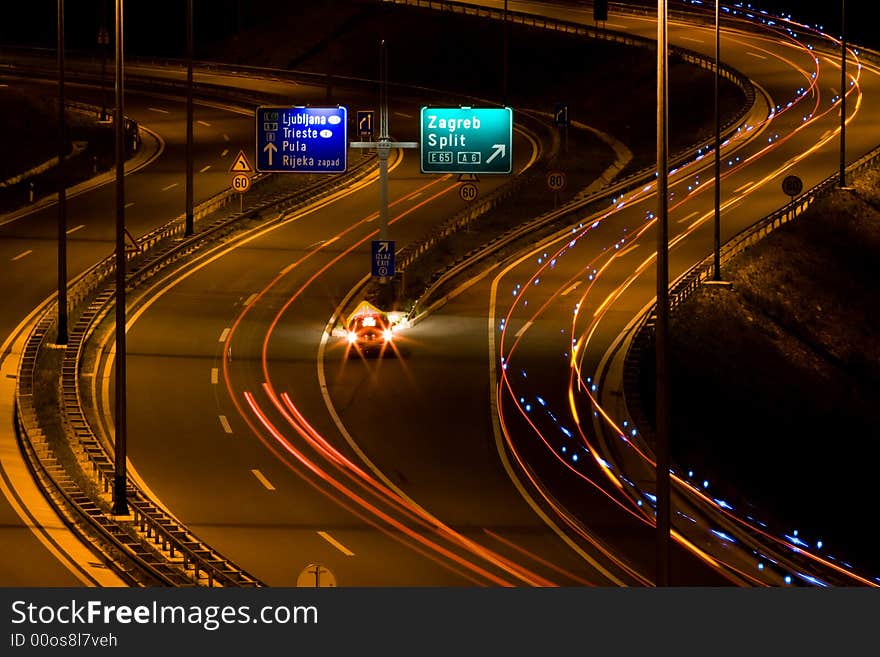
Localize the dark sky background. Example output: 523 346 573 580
0 1 873 59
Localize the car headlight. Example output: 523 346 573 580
383 329 393 342
347 331 358 344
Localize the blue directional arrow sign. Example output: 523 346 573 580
255 106 348 173
420 107 513 174
371 240 395 277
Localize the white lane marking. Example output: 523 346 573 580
604 22 628 29
244 293 258 306
677 210 699 224
148 107 169 114
616 243 640 258
66 224 85 235
410 191 423 199
124 202 135 208
210 367 219 384
11 250 32 261
393 111 412 118
161 182 179 191
251 469 275 490
222 133 230 142
200 165 211 173
746 52 767 59
221 148 229 157
680 37 703 43
514 321 533 338
219 415 233 434
219 327 231 342
307 240 326 249
734 180 753 193
561 281 581 296
318 531 355 556
197 120 211 127
0 84 8 88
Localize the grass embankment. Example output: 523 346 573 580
638 165 880 577
0 87 115 214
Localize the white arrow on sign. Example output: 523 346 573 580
377 242 389 253
263 142 278 167
486 144 506 165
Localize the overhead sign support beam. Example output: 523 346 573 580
350 40 417 299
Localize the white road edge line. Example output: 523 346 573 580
200 165 211 173
219 327 231 342
161 182 179 191
12 250 32 261
66 224 85 235
210 367 219 384
251 469 275 490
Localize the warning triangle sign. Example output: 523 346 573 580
456 172 480 182
230 150 254 173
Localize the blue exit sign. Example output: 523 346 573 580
255 106 348 173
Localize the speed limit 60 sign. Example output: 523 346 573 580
459 182 479 202
231 173 252 194
546 170 566 192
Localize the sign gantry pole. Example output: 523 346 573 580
350 40 417 298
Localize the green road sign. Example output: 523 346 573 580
420 106 512 174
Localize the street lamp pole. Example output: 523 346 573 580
713 0 721 281
655 0 671 587
185 0 194 236
56 0 68 346
839 0 847 188
111 0 129 517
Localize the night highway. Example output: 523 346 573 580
2 0 879 594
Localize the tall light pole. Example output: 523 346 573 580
502 0 509 104
56 0 68 345
111 0 128 517
655 0 671 587
185 0 194 236
839 0 847 188
712 0 721 281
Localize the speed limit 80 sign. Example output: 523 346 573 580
546 170 566 192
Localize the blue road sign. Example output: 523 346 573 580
371 240 395 277
255 106 348 173
357 110 374 137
